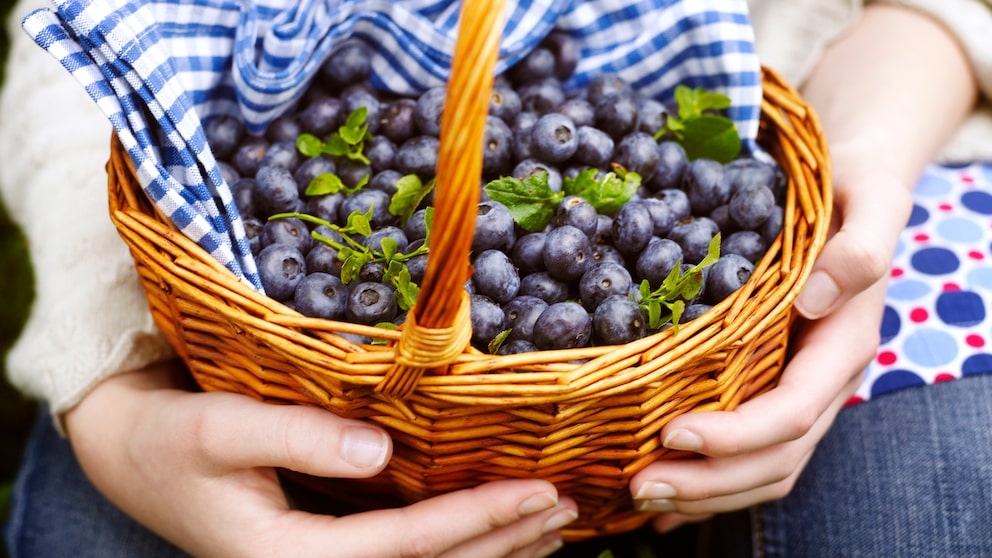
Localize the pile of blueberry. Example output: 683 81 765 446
205 32 786 354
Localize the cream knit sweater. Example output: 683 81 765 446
3 0 991 422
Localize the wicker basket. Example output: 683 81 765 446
106 0 831 541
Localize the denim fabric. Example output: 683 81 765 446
753 373 992 558
3 408 188 558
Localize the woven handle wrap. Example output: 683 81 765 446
376 0 506 399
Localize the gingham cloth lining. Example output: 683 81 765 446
22 0 763 294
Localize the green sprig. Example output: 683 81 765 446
638 233 721 333
654 85 741 163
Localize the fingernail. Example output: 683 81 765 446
795 270 839 318
341 425 389 469
663 429 703 451
634 481 677 500
518 492 558 516
638 498 676 513
533 537 564 558
542 508 579 534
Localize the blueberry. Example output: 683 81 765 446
721 230 768 263
509 47 556 85
708 204 735 233
305 242 343 276
257 243 307 301
342 90 381 134
469 294 507 350
611 201 654 256
335 157 371 189
265 115 302 144
724 157 777 194
543 225 592 280
204 114 245 159
293 156 336 195
298 95 342 138
232 136 268 177
367 169 404 196
231 177 257 217
482 115 514 176
510 232 547 275
519 271 570 304
586 73 633 105
346 282 398 325
593 294 646 345
259 140 302 172
511 111 539 160
503 295 549 342
497 338 539 356
590 214 614 245
294 272 349 320
556 98 595 127
594 93 638 139
403 208 430 242
395 135 440 178
414 87 446 137
254 164 302 215
378 98 418 143
684 158 730 214
591 243 626 267
667 216 720 264
647 141 688 192
488 86 522 123
636 97 668 136
704 254 754 304
358 260 386 283
573 125 615 167
640 197 677 236
518 80 566 115
339 188 394 228
320 41 372 86
365 136 397 172
579 261 633 311
242 215 263 255
682 303 713 322
512 159 562 193
304 192 345 225
364 226 409 254
635 237 683 287
532 301 593 350
472 249 520 304
473 200 516 252
531 113 578 163
261 217 312 253
761 205 784 245
554 195 598 238
655 188 691 221
540 31 580 81
729 184 776 230
615 132 661 182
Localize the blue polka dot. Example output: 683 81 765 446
871 370 926 398
910 247 960 275
914 173 952 197
961 191 992 215
903 329 958 367
906 204 929 227
887 279 932 300
879 305 900 344
967 267 992 291
935 291 986 327
935 217 983 243
962 353 992 376
981 164 992 184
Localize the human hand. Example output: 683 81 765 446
65 363 578 558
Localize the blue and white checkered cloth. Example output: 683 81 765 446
22 0 763 293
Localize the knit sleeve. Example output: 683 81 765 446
0 0 175 424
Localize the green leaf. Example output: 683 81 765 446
562 168 639 215
488 329 512 354
389 263 420 311
697 90 732 112
388 174 433 225
296 133 324 158
345 106 368 130
668 299 685 334
344 209 373 237
379 236 398 260
679 115 741 163
323 134 350 156
674 85 701 120
339 123 366 145
340 250 369 284
484 173 563 232
305 173 345 196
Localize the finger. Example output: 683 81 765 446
656 278 887 458
278 479 574 558
185 393 391 478
652 512 714 535
444 496 578 558
794 178 910 319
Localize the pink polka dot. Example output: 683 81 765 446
939 203 953 211
891 268 904 278
962 175 974 184
935 373 956 383
913 233 929 242
845 395 865 407
943 283 961 292
909 308 928 322
968 251 984 260
966 335 985 348
877 351 897 365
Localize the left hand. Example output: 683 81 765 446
629 275 888 533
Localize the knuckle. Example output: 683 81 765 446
840 233 890 288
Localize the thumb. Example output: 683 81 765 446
191 392 392 478
794 176 911 319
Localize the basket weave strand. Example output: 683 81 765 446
106 8 832 540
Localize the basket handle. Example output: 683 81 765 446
376 0 506 399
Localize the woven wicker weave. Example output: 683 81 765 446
106 0 831 540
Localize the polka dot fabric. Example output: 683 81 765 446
850 163 992 405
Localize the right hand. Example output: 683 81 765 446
64 362 578 558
